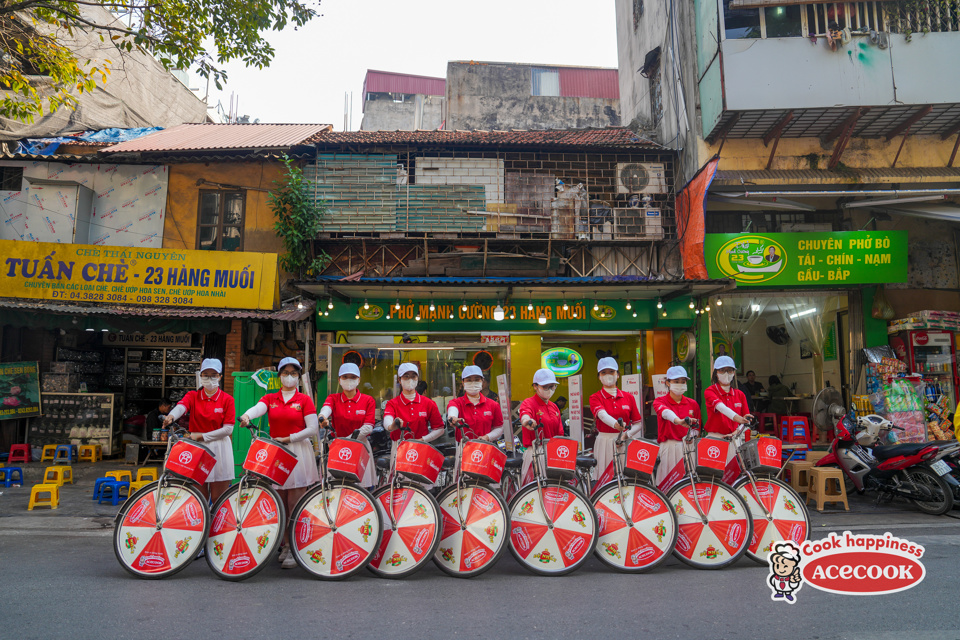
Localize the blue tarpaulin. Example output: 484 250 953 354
15 127 162 156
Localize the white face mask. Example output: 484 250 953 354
280 375 299 389
670 382 688 395
600 374 618 388
340 378 359 392
200 377 219 392
536 387 555 401
400 378 418 392
463 381 482 396
717 372 735 385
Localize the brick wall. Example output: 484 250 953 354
224 319 243 394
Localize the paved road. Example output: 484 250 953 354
2 517 958 639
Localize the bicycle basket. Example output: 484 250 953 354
327 438 370 483
741 437 782 474
695 437 729 478
623 438 659 481
544 437 578 479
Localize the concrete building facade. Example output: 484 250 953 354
360 70 445 131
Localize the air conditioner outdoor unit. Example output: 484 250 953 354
616 162 667 194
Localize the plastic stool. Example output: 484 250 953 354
98 480 130 506
786 461 814 497
44 465 73 486
8 445 30 464
806 450 829 465
54 445 75 464
93 477 112 500
78 445 98 463
136 468 159 483
28 484 60 510
41 445 58 462
94 444 103 461
0 466 23 487
755 413 779 436
806 467 849 512
106 470 133 483
781 416 812 447
129 479 152 492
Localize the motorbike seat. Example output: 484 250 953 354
504 456 523 469
442 456 456 469
576 456 597 468
872 443 931 460
375 457 391 470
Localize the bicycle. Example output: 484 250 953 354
728 422 809 563
287 425 384 579
432 421 510 578
367 422 444 579
204 425 290 580
113 429 212 579
665 423 753 569
508 423 599 576
591 430 678 573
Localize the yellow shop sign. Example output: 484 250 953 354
0 239 278 310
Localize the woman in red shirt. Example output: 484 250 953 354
652 365 701 490
239 357 319 569
518 368 563 484
704 355 753 483
383 363 444 485
163 358 235 503
588 357 643 482
447 365 504 442
319 362 376 487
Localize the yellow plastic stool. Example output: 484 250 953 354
105 470 132 483
94 444 103 461
136 468 159 483
43 466 73 486
786 461 814 497
78 445 98 463
28 484 59 510
41 445 58 463
806 467 849 512
129 479 153 492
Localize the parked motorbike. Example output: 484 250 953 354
816 410 958 515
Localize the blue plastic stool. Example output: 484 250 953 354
98 480 130 506
92 476 114 500
54 445 75 464
0 466 23 487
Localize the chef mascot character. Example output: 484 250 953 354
768 542 803 603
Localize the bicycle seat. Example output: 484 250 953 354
872 443 932 460
442 456 456 469
576 456 597 468
436 443 457 456
504 457 523 469
375 457 391 470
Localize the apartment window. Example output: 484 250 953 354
764 5 803 37
0 166 23 191
723 0 761 39
197 190 244 251
531 68 560 97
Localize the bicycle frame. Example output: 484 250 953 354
449 421 481 530
680 428 711 525
529 424 558 528
729 424 774 523
609 431 636 527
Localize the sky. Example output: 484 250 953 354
201 0 620 128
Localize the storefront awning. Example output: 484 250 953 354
869 203 960 223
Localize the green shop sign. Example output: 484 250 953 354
704 231 907 286
317 298 696 331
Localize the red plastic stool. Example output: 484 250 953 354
8 444 30 464
781 416 812 447
755 413 779 435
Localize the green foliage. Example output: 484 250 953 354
0 0 321 122
269 155 328 280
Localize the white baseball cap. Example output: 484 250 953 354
461 365 484 379
714 355 736 370
278 357 302 372
398 362 419 377
533 369 558 386
666 365 689 380
597 357 619 373
199 358 222 374
338 363 361 377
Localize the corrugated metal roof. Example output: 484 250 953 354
0 298 312 321
102 123 333 153
307 127 661 149
558 68 619 100
363 70 446 97
713 167 960 187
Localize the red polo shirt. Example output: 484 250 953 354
177 389 235 434
518 395 563 447
588 388 642 434
653 394 701 442
383 394 443 441
322 392 376 437
447 395 503 441
704 384 748 435
259 391 317 439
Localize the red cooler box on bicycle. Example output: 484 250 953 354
461 440 507 484
545 436 579 479
624 438 659 480
165 439 216 484
327 438 370 483
396 440 444 484
243 437 298 485
696 437 729 477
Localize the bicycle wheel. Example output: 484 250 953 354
368 483 442 579
113 479 209 579
667 478 752 570
290 482 383 579
205 479 285 581
733 476 809 564
501 471 520 503
508 482 598 576
432 484 509 578
591 480 677 573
